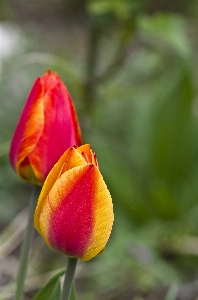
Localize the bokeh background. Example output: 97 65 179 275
1 1 198 299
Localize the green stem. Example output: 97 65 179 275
60 257 78 300
14 186 38 300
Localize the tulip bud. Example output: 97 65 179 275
34 144 114 261
10 70 82 185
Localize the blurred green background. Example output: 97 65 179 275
1 0 198 299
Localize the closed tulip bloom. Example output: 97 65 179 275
34 144 114 261
10 70 82 185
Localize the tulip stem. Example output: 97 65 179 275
60 257 78 300
14 186 39 300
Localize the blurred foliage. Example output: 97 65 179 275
1 0 198 299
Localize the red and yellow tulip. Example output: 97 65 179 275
34 144 114 261
10 70 82 185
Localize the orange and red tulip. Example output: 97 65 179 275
34 144 114 261
10 70 82 185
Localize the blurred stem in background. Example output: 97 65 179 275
15 186 40 300
98 23 134 83
83 18 102 117
82 4 137 124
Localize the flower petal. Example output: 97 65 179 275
81 165 113 260
10 78 42 170
34 147 87 229
10 78 45 183
28 77 82 183
77 144 98 166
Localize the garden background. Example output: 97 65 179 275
1 0 198 299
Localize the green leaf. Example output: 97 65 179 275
150 62 194 184
32 270 65 300
71 284 77 300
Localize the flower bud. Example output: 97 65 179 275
34 144 114 261
10 70 82 185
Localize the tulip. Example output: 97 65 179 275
10 70 82 185
34 144 114 261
